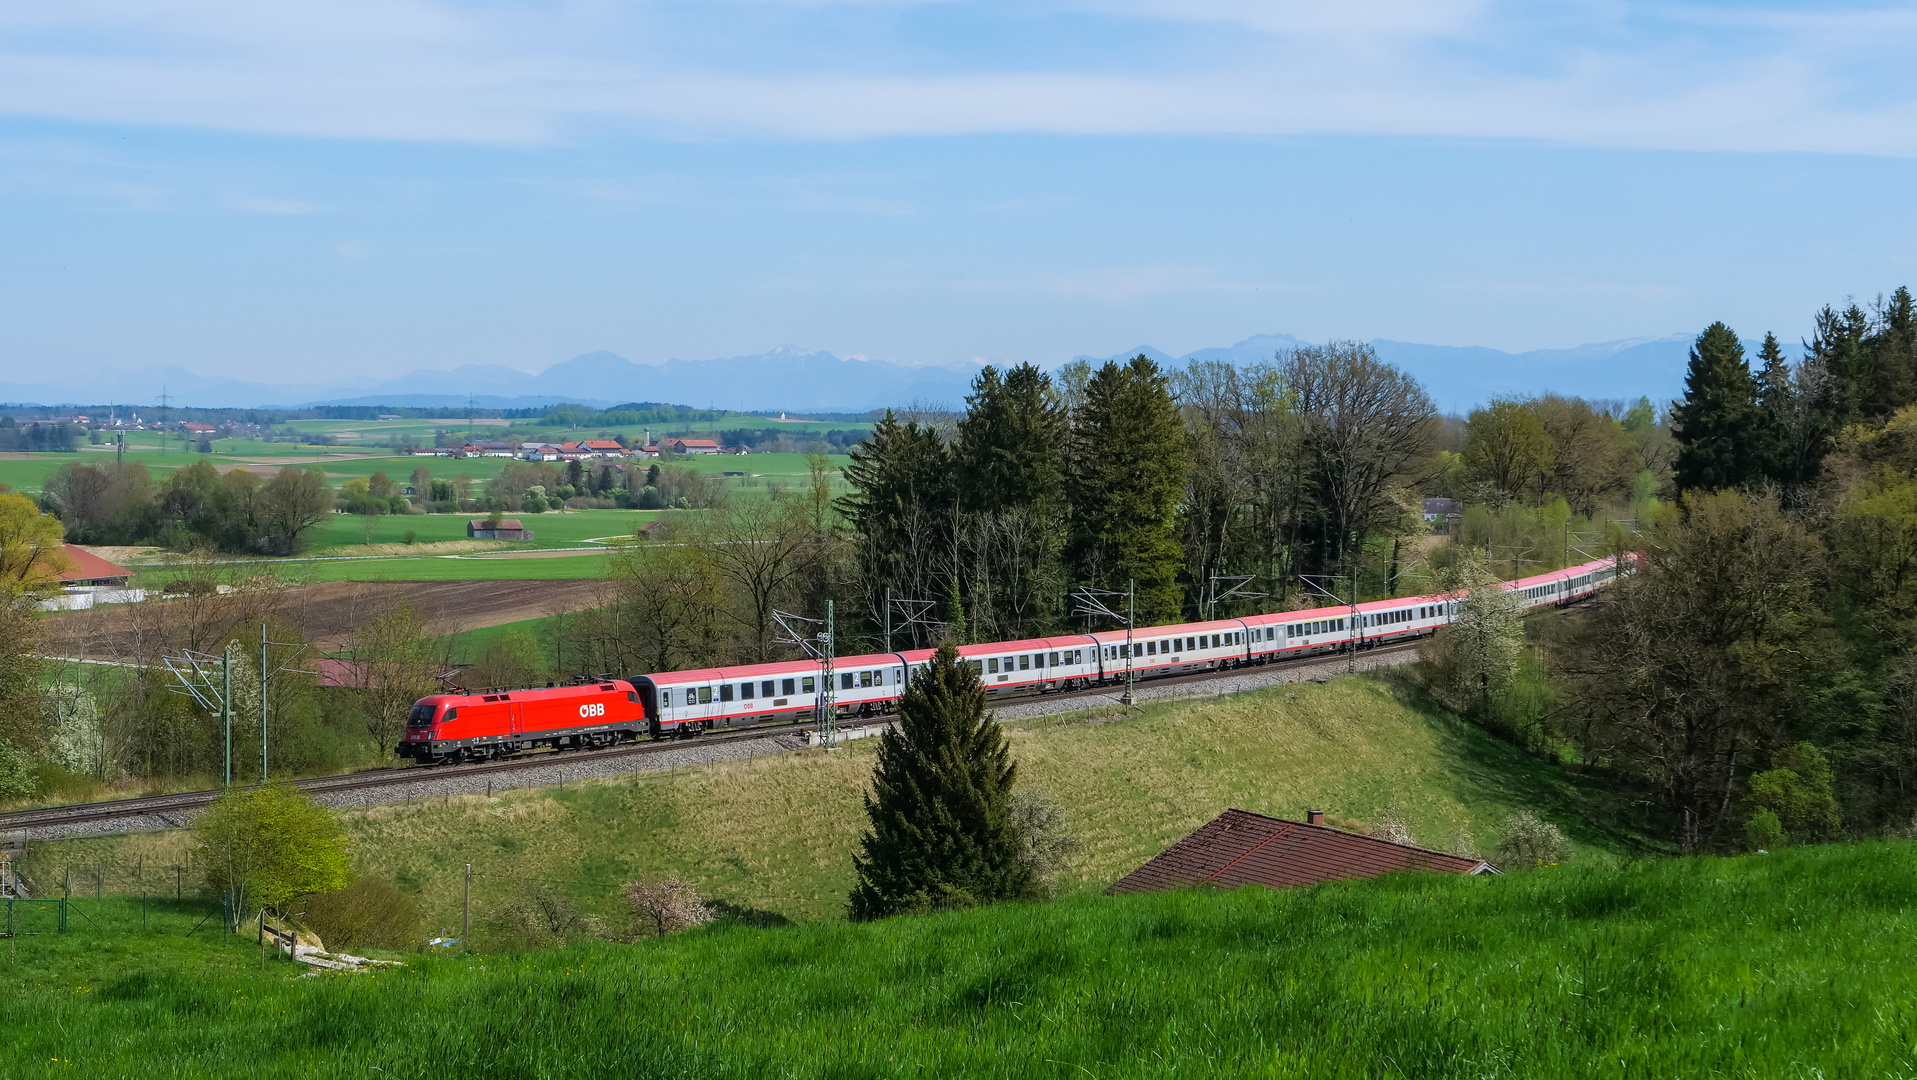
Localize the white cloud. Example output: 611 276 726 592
0 1 1912 154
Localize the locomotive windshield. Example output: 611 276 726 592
407 704 436 727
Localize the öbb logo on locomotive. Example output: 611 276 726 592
394 554 1634 766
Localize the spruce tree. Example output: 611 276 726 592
848 641 1030 919
1673 322 1761 492
1753 331 1793 485
1065 355 1189 623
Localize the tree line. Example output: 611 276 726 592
1425 285 1917 853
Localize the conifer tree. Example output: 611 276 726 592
1065 355 1189 623
1753 331 1794 484
1673 322 1761 492
848 641 1030 919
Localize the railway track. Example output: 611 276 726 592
1 639 1423 832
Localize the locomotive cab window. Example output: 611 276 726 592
408 705 434 727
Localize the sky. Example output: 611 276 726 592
1 0 1915 385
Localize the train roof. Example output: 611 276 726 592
892 635 1099 662
423 680 632 704
1087 618 1245 644
1505 555 1625 591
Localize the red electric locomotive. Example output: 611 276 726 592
398 680 648 764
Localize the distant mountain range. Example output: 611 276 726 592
0 334 1692 414
1074 333 1691 414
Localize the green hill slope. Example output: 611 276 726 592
35 674 1662 930
9 842 1915 1077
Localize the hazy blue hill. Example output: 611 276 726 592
1079 332 1689 413
2 332 1692 413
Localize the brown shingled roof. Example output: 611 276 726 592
1107 808 1496 895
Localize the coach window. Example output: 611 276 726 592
779 679 794 696
1145 641 1156 657
697 687 711 704
862 671 874 688
719 684 734 702
741 681 754 700
802 677 816 693
1018 655 1030 670
988 658 999 674
1048 652 1059 666
841 673 855 691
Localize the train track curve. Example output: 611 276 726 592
2 640 1423 834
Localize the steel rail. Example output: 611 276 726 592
3 636 1431 831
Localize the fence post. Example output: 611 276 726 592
463 863 471 947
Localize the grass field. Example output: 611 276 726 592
5 842 1913 1078
29 675 1660 934
0 447 851 497
304 508 663 552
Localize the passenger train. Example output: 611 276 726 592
398 554 1632 764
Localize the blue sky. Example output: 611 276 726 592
1 0 1914 386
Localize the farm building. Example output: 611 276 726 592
666 438 720 455
1107 808 1496 895
468 518 534 541
38 545 143 611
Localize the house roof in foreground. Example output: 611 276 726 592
1107 808 1496 895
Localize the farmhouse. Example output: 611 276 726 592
37 545 143 611
468 518 534 541
1107 808 1497 895
667 438 720 455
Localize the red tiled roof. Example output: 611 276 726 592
580 440 623 450
55 545 132 584
1107 808 1495 895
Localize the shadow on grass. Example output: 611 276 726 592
1370 669 1673 860
708 899 795 928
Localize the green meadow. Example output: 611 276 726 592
5 842 1913 1078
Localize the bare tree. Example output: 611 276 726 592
346 601 443 755
695 498 826 663
595 532 728 675
1284 342 1439 574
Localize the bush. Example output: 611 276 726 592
1745 809 1785 852
623 874 714 937
485 885 602 948
403 530 417 545
0 741 36 802
298 879 423 950
1008 787 1082 900
1495 810 1571 870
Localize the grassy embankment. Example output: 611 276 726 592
27 675 1661 932
5 842 1914 1077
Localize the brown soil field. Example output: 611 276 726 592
45 578 607 658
